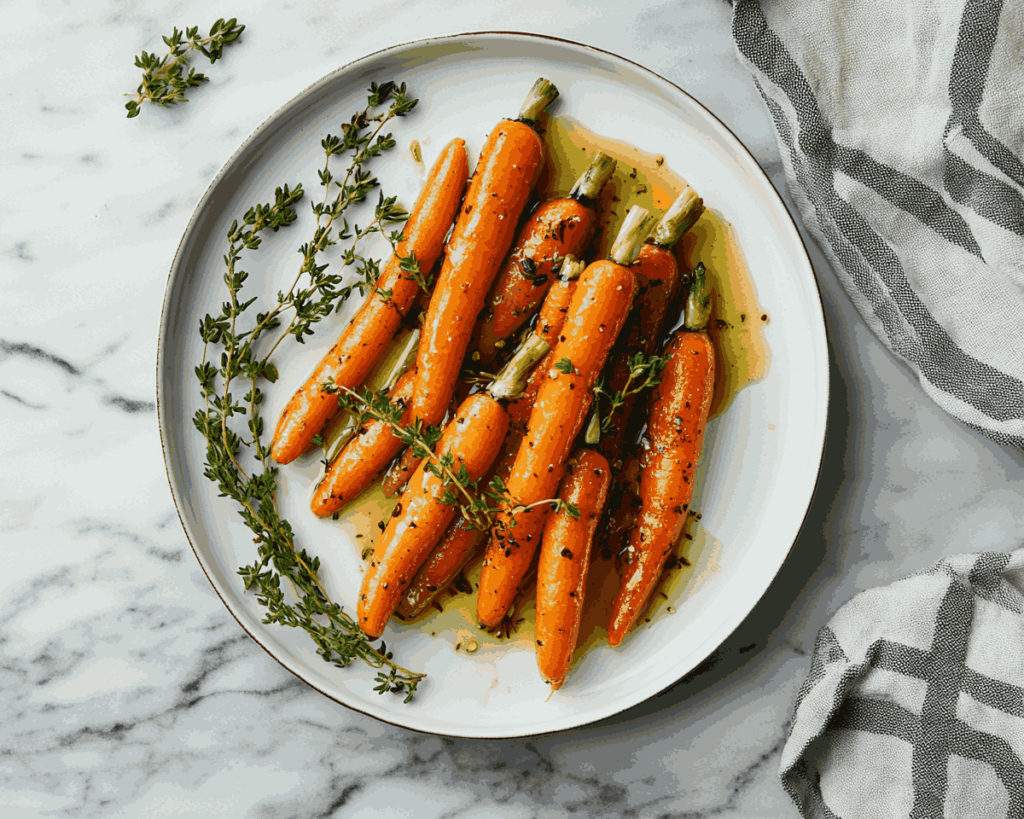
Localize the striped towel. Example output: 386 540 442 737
732 0 1024 450
779 549 1024 818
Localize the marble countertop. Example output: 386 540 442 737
4 0 1022 816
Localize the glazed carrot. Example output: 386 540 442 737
532 255 585 348
477 207 657 629
396 517 484 619
381 255 586 499
309 370 418 518
383 82 557 494
592 189 704 557
393 257 588 615
487 255 586 478
535 449 611 689
411 79 558 432
357 328 552 637
607 266 715 646
476 153 615 361
270 138 468 464
592 186 704 468
358 393 509 639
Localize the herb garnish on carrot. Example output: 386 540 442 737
476 206 657 629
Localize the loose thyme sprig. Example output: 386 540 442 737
193 83 425 701
588 350 671 441
325 385 579 531
125 18 245 118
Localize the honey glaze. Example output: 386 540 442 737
681 216 770 418
338 114 769 677
538 115 769 417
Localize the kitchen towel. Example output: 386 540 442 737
779 549 1024 818
731 0 1024 450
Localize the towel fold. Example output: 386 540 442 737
780 549 1024 818
732 0 1024 450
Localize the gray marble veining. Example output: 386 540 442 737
3 0 1022 816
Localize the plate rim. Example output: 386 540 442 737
156 29 830 738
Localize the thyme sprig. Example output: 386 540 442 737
125 18 245 118
193 83 425 702
591 350 671 438
326 385 579 530
290 82 418 341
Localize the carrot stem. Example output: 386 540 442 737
488 333 551 402
608 205 658 266
518 78 559 123
570 151 615 202
651 186 704 248
583 407 601 445
558 255 585 282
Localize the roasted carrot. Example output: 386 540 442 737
358 393 509 639
591 186 704 467
477 207 657 629
381 254 586 499
531 254 585 348
592 188 704 556
380 81 557 493
380 436 423 498
486 255 586 479
411 79 558 432
382 81 557 494
270 137 468 464
393 257 588 615
309 370 418 518
607 265 715 646
490 254 586 465
357 330 552 638
535 448 611 689
476 153 615 361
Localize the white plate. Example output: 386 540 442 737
157 32 828 737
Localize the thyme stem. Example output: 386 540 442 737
193 82 425 702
